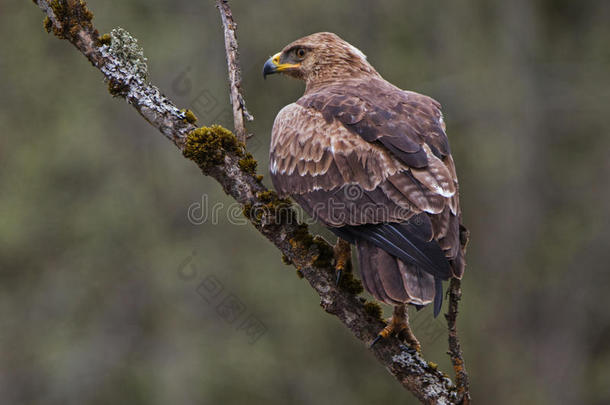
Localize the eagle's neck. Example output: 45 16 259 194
305 66 381 93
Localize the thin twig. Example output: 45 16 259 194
31 1 468 402
216 0 252 143
446 278 471 404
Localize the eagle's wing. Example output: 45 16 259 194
270 79 465 287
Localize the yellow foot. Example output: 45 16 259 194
333 238 351 286
370 304 421 351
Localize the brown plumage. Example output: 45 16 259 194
264 32 467 317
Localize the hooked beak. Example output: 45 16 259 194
263 52 300 79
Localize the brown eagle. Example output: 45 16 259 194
263 33 467 346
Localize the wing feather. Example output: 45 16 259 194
270 79 465 283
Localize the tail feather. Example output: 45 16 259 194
357 240 439 313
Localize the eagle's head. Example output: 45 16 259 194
263 32 379 88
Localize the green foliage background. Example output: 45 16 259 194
1 0 609 404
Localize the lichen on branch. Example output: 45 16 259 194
104 27 148 80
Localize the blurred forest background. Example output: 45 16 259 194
1 0 610 404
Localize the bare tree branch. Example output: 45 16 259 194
31 1 470 403
447 278 471 404
216 0 253 143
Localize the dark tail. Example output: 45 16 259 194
357 240 442 315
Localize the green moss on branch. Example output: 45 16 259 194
180 109 198 124
337 270 364 295
311 236 334 268
238 155 257 174
183 125 244 170
98 33 111 45
45 0 96 40
363 301 383 320
107 78 129 97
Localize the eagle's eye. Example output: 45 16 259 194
296 48 306 59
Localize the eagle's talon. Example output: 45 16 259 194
335 269 342 286
405 346 418 355
369 334 383 348
333 238 351 287
369 304 421 351
398 328 422 353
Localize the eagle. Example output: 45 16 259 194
263 32 467 347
